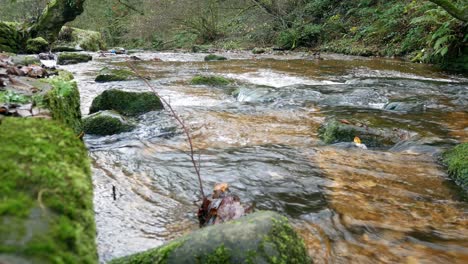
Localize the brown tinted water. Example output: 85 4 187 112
63 51 467 263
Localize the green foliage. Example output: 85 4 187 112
89 89 164 117
443 143 468 189
0 117 97 264
0 90 31 104
190 75 231 86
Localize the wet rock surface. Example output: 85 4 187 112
83 110 135 135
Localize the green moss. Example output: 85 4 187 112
26 37 49 54
89 89 164 117
190 75 231 86
11 55 41 66
0 21 25 53
83 111 135 135
443 143 468 189
44 76 83 134
204 54 227 61
57 52 92 65
0 118 97 264
252 47 266 54
257 217 310 264
109 240 184 264
95 67 135 82
318 120 356 144
109 211 309 264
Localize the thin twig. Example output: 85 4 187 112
126 62 206 199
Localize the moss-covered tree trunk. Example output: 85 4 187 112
29 0 86 43
428 0 468 22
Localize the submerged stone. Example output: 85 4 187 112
0 117 97 264
95 67 135 82
57 52 92 65
318 119 406 147
83 110 135 136
190 75 231 86
89 89 164 117
384 101 425 112
204 54 227 61
443 143 468 189
108 211 310 264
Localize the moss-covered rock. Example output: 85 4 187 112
252 47 266 54
89 89 164 117
109 211 310 264
26 37 49 54
190 75 231 86
0 21 25 53
11 55 41 66
54 26 106 52
83 110 135 136
443 143 468 189
95 67 136 83
44 75 83 133
0 117 97 264
204 54 227 61
57 52 92 65
318 119 402 147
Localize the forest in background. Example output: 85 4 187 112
0 0 467 70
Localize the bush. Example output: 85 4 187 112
443 143 468 189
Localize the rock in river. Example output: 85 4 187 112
95 67 136 82
108 211 310 264
89 89 164 116
57 52 92 65
83 110 135 136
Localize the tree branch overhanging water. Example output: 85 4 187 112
126 62 206 200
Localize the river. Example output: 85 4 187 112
62 51 468 263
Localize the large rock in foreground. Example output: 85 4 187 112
83 110 135 135
0 118 97 264
90 89 164 117
109 211 310 264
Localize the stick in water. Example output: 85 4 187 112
126 62 206 199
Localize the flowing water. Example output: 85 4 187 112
62 51 468 263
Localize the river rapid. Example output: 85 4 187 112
62 51 467 263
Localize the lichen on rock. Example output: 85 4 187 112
83 110 135 135
108 211 310 264
89 89 164 117
0 117 97 264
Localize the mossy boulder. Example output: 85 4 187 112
43 74 83 134
252 47 266 54
204 54 227 61
0 117 97 264
95 67 136 83
11 55 41 66
190 75 231 86
89 89 164 117
57 52 92 65
54 26 106 52
83 110 135 136
443 143 468 189
26 37 49 54
318 119 403 147
0 21 25 53
109 211 310 264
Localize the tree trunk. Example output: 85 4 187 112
428 0 468 22
29 0 86 43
